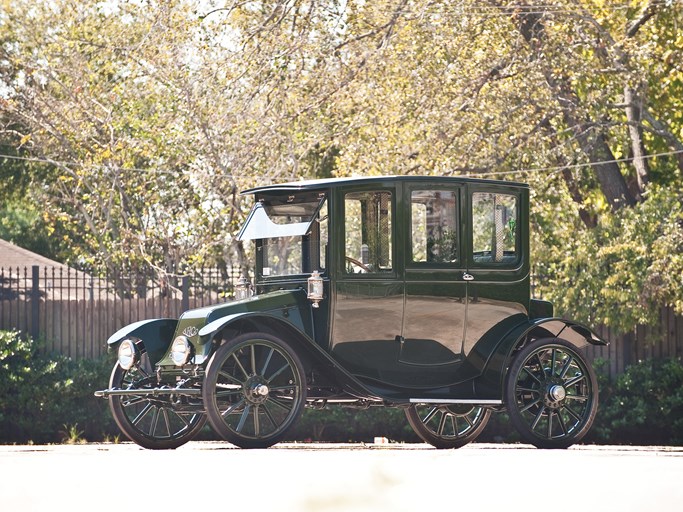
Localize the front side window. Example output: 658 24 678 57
472 192 518 265
411 190 458 263
344 191 392 273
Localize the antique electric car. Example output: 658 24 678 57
96 176 606 450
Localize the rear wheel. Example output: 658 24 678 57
505 338 598 449
109 364 206 450
406 403 491 449
203 332 306 449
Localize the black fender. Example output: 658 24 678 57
197 311 379 399
106 318 177 366
475 317 608 400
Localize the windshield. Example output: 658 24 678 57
238 194 328 278
237 197 324 241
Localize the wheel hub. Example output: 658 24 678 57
544 383 566 409
244 376 269 404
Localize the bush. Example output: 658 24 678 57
287 407 418 443
0 330 117 444
3 328 682 446
287 405 522 444
590 358 683 445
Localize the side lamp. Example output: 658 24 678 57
307 270 324 308
234 276 253 300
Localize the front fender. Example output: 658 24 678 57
188 311 310 364
475 317 607 400
198 312 253 340
190 312 376 399
106 318 177 365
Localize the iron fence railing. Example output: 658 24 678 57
0 265 242 359
2 266 682 379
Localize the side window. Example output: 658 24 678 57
344 191 392 273
411 190 458 263
318 200 328 271
472 192 518 265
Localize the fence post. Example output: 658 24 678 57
30 265 40 341
181 276 190 312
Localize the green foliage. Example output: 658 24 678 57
2 327 682 446
0 200 69 261
534 184 683 332
591 358 683 445
0 330 117 444
60 424 86 445
0 0 682 341
288 407 418 443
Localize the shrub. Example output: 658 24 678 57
287 407 418 443
590 358 683 445
4 328 682 446
0 330 117 444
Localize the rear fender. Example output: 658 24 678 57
476 318 607 400
106 318 177 366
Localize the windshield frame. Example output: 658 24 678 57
237 194 326 242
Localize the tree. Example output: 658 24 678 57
1 0 682 330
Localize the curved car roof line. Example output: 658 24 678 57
241 175 529 195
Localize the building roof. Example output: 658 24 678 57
0 238 70 271
0 238 98 299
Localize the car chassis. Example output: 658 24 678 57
96 176 606 449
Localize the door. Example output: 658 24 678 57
402 186 466 368
331 187 403 382
464 187 530 355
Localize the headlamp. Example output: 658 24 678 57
171 336 193 366
117 339 138 370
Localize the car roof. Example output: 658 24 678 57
241 175 529 195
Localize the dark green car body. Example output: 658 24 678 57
99 176 606 449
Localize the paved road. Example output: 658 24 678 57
1 442 682 512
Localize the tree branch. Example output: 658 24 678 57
626 0 663 38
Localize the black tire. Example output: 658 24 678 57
203 332 307 449
108 364 206 450
505 338 598 449
405 403 491 449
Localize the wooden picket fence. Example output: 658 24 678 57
584 308 683 380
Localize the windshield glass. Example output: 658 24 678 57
237 197 323 241
238 194 327 278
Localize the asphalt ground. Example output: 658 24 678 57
1 442 682 512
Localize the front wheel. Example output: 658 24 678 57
405 404 491 449
109 364 206 450
505 338 599 449
203 332 307 449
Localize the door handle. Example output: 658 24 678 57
463 272 475 282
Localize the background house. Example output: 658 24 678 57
0 238 94 301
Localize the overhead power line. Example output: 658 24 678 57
1 149 682 179
469 149 683 178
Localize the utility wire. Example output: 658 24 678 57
1 148 682 179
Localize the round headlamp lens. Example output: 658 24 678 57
171 336 192 366
117 339 137 370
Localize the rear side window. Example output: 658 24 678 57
472 192 518 265
411 190 458 263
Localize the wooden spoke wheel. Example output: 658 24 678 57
505 338 598 449
203 332 306 449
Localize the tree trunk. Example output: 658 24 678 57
624 85 649 197
511 5 636 210
642 109 683 173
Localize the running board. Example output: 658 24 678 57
409 398 502 405
94 388 202 398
